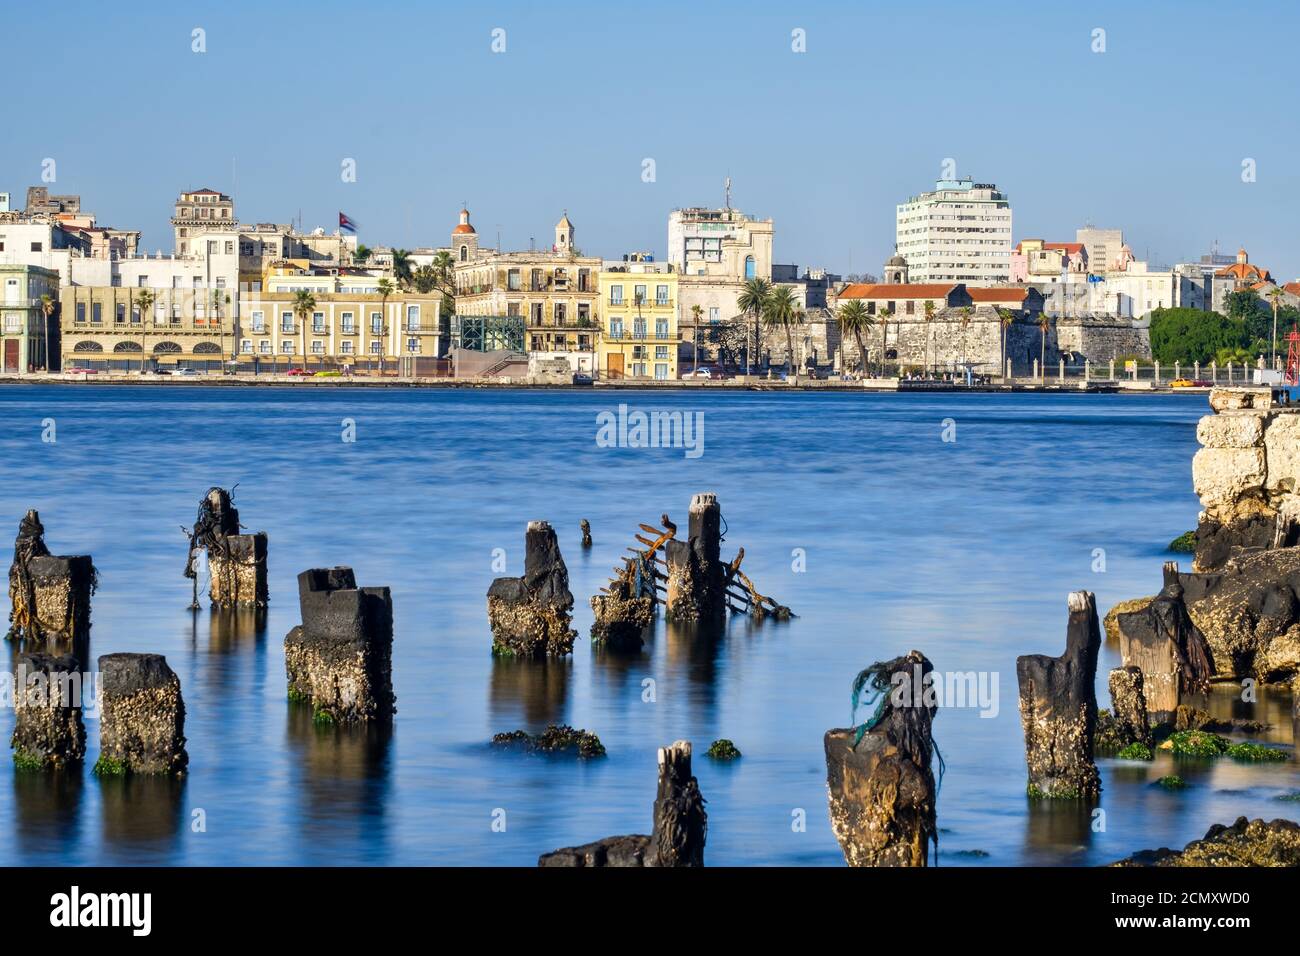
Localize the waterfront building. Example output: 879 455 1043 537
0 264 59 373
597 261 678 380
1214 247 1272 292
452 209 602 361
896 179 1013 285
171 188 237 255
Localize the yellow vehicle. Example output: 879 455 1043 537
1170 378 1195 388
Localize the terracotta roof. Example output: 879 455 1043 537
1215 262 1272 282
968 287 1029 303
1043 242 1084 255
837 283 956 299
452 223 476 234
1283 282 1300 297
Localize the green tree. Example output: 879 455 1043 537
762 284 801 374
293 290 316 370
353 244 372 264
392 249 413 289
1224 290 1270 342
38 294 56 372
922 299 936 374
375 279 394 375
878 307 893 376
1148 308 1248 366
1038 312 1053 379
135 289 155 373
997 307 1015 379
737 276 772 373
1266 286 1285 368
836 300 874 375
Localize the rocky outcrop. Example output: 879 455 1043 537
492 724 606 758
1114 563 1214 719
824 650 939 866
11 652 86 769
1106 666 1152 749
96 653 187 776
1113 817 1300 867
539 740 707 867
487 521 577 657
1017 592 1102 800
284 567 395 722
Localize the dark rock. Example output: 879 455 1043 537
590 552 655 651
7 510 95 646
664 494 726 625
1107 666 1152 749
579 519 592 549
491 724 605 758
538 739 706 867
1115 563 1214 720
1113 817 1300 866
487 522 576 657
825 650 939 866
1017 591 1102 800
11 652 86 769
285 567 395 721
96 653 187 776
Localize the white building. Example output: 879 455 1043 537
1075 226 1124 276
896 179 1013 285
666 206 773 280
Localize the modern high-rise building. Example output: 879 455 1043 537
895 179 1013 285
1075 226 1124 276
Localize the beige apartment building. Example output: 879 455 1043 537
896 179 1013 285
452 210 602 356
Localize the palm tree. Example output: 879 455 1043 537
292 290 316 373
761 285 801 376
135 289 155 374
1267 286 1285 369
997 308 1016 381
392 249 413 289
376 278 393 375
877 307 893 376
922 300 936 376
38 294 55 372
1037 312 1053 381
431 249 456 317
212 289 231 373
736 276 772 375
958 306 974 375
690 304 703 372
835 300 874 376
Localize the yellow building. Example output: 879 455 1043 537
598 263 678 380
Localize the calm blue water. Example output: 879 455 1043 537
0 385 1295 866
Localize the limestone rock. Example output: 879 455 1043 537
1197 412 1264 449
1208 386 1278 412
1263 414 1300 494
1191 447 1265 508
1104 596 1153 643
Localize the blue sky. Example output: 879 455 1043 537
5 0 1298 279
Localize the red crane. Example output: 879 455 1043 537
1287 325 1300 386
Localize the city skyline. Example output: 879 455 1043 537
4 1 1298 278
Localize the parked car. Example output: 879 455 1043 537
151 368 172 376
64 366 98 374
286 367 311 376
313 370 342 378
175 367 198 377
687 366 727 380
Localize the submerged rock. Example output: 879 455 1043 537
492 724 605 758
11 652 86 770
1113 817 1300 867
824 649 939 866
539 740 706 867
1017 592 1102 800
487 521 577 658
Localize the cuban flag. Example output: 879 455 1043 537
339 211 357 234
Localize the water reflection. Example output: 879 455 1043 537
98 774 186 857
12 768 83 857
284 705 392 860
488 657 571 729
1022 798 1095 864
207 605 268 653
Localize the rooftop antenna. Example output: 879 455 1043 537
496 224 501 252
724 176 731 211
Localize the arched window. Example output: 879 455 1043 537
153 341 182 354
73 341 103 352
744 256 756 279
113 341 142 353
193 342 221 354
459 245 468 262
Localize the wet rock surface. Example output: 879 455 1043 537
539 740 706 867
185 487 268 608
487 521 577 657
1113 817 1300 867
7 510 95 647
492 724 606 758
96 653 187 776
1115 564 1214 720
1017 592 1102 800
284 567 395 722
664 494 726 625
11 652 86 769
825 650 939 866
